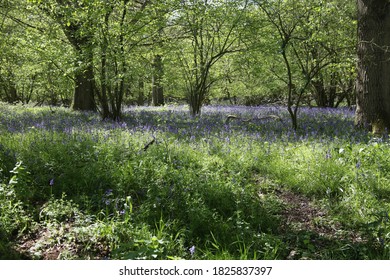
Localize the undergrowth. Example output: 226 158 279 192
0 103 389 259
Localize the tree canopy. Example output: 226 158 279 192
0 0 359 127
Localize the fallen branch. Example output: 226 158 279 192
225 114 283 124
143 138 156 151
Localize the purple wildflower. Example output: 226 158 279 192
356 160 361 169
325 150 332 159
189 245 195 256
49 178 54 186
105 189 113 196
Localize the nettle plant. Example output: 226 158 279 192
0 162 32 240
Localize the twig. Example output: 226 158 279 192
143 138 156 151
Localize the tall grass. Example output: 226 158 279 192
0 102 389 259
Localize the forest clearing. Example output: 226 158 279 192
1 0 390 262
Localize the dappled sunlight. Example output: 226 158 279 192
0 103 389 259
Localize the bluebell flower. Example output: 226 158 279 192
189 245 195 256
49 178 54 186
356 160 361 169
105 189 113 196
325 150 332 159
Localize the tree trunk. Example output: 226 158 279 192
8 83 18 104
152 54 164 106
312 79 328 107
98 46 110 119
96 12 111 119
355 0 390 133
72 56 96 111
60 22 96 112
312 75 338 108
137 79 145 105
189 91 202 116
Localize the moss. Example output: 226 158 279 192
372 118 386 136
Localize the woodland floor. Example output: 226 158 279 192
10 188 365 260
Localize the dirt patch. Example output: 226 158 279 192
15 226 71 259
276 189 364 242
279 190 330 235
254 174 365 243
15 223 109 260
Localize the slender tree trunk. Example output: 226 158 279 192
99 46 110 119
111 1 129 121
97 12 111 119
189 90 202 116
355 0 390 133
152 54 164 106
282 47 299 130
137 79 145 105
328 73 338 108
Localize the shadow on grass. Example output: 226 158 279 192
272 188 384 259
279 227 380 260
0 237 30 260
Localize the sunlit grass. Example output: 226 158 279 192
0 102 389 259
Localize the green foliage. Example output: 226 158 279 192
0 162 33 259
0 104 284 259
33 194 187 260
252 0 356 129
2 0 356 116
1 102 390 260
0 0 74 105
171 0 250 114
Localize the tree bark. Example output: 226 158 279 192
8 83 18 104
71 48 96 111
58 19 96 111
137 79 145 105
189 91 203 116
152 54 164 106
312 74 338 108
355 0 390 133
312 79 328 107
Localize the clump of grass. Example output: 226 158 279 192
0 162 33 259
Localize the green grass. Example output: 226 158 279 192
0 103 389 259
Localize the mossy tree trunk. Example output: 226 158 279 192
355 0 390 133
